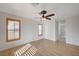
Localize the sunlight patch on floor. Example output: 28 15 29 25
14 44 37 56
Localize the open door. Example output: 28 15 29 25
56 20 66 43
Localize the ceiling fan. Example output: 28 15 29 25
39 10 55 20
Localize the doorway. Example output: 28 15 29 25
56 20 66 43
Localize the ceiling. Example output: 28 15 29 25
0 3 79 21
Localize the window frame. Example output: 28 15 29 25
6 18 21 42
38 24 43 36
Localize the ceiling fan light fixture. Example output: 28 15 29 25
42 18 46 21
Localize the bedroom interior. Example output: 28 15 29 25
0 3 79 56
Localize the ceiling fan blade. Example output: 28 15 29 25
46 17 51 20
45 13 55 18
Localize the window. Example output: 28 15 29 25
6 18 21 42
38 24 43 36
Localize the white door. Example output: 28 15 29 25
57 20 66 43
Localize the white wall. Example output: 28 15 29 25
65 16 79 46
0 12 41 51
54 4 79 46
55 16 79 46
